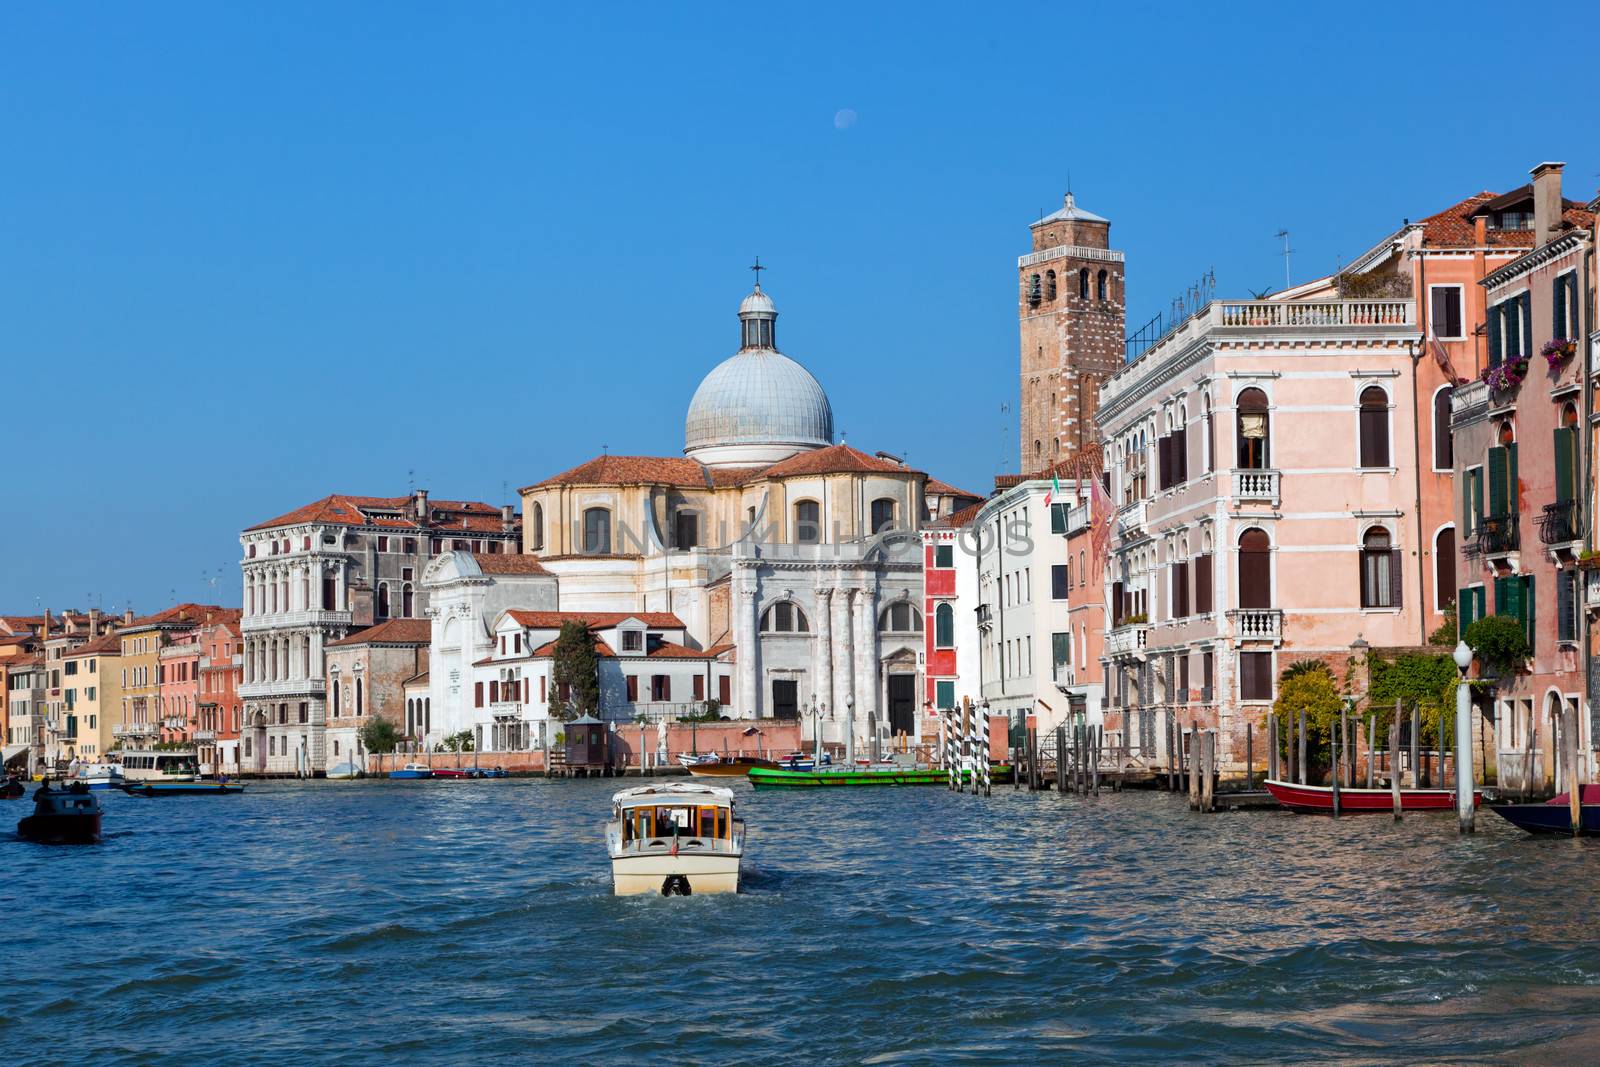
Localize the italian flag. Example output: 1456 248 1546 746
1044 472 1062 507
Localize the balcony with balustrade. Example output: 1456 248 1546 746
1537 501 1579 549
113 722 157 738
1478 513 1519 558
1226 609 1282 645
1231 469 1280 507
1105 624 1149 658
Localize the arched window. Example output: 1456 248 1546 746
1204 396 1215 473
1096 269 1107 301
794 500 821 545
1432 386 1454 471
1238 528 1271 608
1359 386 1390 468
870 497 897 534
1078 268 1090 299
935 603 955 648
1434 525 1455 612
1078 550 1086 585
402 583 414 618
530 501 544 551
1360 527 1398 608
1237 388 1269 469
1028 273 1041 307
355 677 364 716
1555 403 1579 510
332 679 340 716
759 601 810 633
879 603 924 633
1045 270 1057 301
582 507 611 554
377 583 390 618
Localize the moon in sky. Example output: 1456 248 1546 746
833 108 857 130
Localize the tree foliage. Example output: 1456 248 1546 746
551 621 599 721
1429 600 1457 647
1465 614 1531 676
1271 661 1345 770
439 729 475 753
1368 653 1456 746
358 717 401 755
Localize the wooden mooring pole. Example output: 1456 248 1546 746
1410 703 1422 787
1268 713 1278 783
1366 715 1375 790
1330 720 1342 818
1388 715 1402 820
1564 703 1581 835
1188 724 1200 811
1055 724 1067 793
1297 710 1307 786
1201 730 1216 813
1246 720 1254 791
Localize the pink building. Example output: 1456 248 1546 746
157 635 200 747
1449 162 1597 790
198 615 244 773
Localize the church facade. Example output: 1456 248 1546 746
440 281 983 756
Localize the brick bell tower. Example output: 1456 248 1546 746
1017 192 1126 474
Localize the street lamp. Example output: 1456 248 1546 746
1453 640 1475 834
845 696 855 766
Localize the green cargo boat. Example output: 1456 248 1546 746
748 765 1012 789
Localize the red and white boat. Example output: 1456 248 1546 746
1263 778 1482 814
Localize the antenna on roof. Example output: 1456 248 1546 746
1275 230 1293 291
407 468 415 495
601 442 609 455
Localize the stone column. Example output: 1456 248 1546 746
853 584 879 754
813 586 833 715
831 580 854 742
736 569 760 717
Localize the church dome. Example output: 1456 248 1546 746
685 284 833 468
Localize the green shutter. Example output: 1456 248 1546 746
1554 276 1568 338
1555 427 1576 502
1519 292 1533 357
1488 304 1503 367
1524 575 1535 650
1508 443 1518 515
1487 447 1507 516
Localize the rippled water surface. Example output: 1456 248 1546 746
6 778 1600 1065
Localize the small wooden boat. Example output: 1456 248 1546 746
388 763 433 780
480 767 508 779
770 751 834 773
18 781 103 843
1489 785 1600 835
118 780 247 797
326 761 361 780
607 782 744 896
431 768 478 779
1263 778 1481 814
679 753 778 777
749 765 1005 789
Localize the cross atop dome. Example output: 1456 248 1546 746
749 256 766 290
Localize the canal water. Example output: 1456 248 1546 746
6 779 1600 1065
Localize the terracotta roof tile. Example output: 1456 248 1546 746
403 671 430 686
524 456 714 491
757 444 921 479
471 554 551 576
645 640 718 659
528 637 617 658
925 477 982 499
122 603 233 632
326 619 433 647
66 632 124 656
1419 190 1596 249
246 493 517 533
506 610 686 630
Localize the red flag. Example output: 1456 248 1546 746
670 835 679 857
1429 328 1463 384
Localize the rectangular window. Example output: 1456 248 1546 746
693 675 704 701
1051 632 1069 666
474 681 484 708
1193 555 1213 614
1174 562 1190 618
934 544 953 568
1558 569 1579 644
626 675 638 702
718 676 730 706
1201 651 1214 702
1051 565 1068 600
1050 504 1068 534
651 675 670 701
935 680 955 710
1430 285 1464 339
377 536 389 552
1240 652 1273 701
622 630 642 652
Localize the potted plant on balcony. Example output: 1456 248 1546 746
1480 355 1530 395
1542 337 1577 369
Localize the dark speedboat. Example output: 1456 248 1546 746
1489 784 1600 835
18 781 103 844
0 776 24 800
118 780 247 797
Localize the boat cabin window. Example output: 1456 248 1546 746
623 803 728 842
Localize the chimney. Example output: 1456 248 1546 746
42 609 51 637
501 504 515 531
414 488 429 521
1473 214 1487 245
1533 161 1565 247
89 607 101 634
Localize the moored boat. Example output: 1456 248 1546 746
1263 778 1481 814
326 761 361 780
679 753 778 777
770 751 833 773
69 762 126 791
18 781 103 844
1489 785 1600 835
118 780 247 797
607 782 744 896
388 763 434 780
431 768 480 779
749 765 1005 788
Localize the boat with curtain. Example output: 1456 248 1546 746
1263 778 1481 813
607 782 744 896
1489 785 1600 834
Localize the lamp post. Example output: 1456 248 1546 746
1453 640 1475 834
845 696 855 767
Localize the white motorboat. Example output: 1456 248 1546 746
117 750 198 782
606 782 744 896
69 762 126 790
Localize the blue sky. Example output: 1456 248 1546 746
2 2 1596 613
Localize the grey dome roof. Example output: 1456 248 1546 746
684 287 833 457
